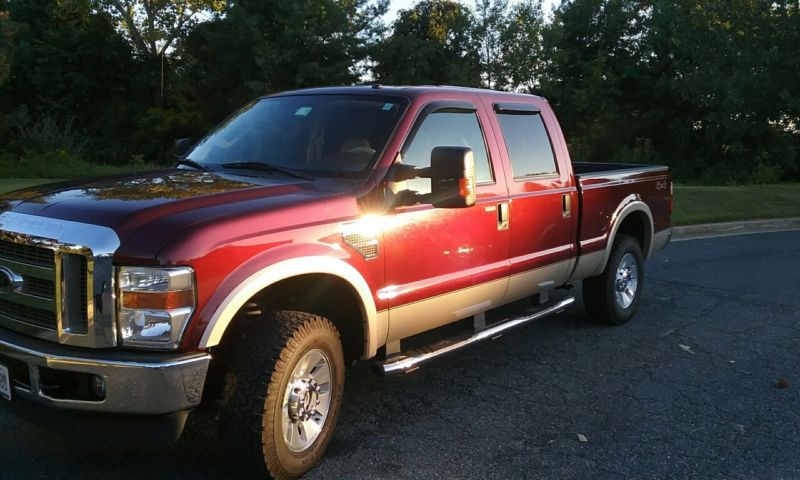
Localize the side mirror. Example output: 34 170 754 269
174 138 192 158
429 146 476 208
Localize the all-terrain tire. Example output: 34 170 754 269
218 310 345 479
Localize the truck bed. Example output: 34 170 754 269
569 161 672 281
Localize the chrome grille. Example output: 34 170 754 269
0 240 90 338
21 276 55 298
0 239 59 331
0 212 119 348
0 239 55 267
0 298 56 330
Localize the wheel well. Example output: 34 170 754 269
616 211 651 256
217 273 366 364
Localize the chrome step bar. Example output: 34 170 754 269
379 296 575 375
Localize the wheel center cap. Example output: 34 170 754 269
616 268 632 292
287 379 321 422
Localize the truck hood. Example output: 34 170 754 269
0 169 358 261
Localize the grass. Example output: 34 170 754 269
0 178 62 194
1 177 799 226
673 184 800 226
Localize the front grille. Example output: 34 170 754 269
0 212 116 348
0 240 90 337
0 298 57 330
72 255 89 334
21 276 55 298
0 239 55 267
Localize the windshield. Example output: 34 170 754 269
187 95 407 178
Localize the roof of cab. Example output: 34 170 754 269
266 85 545 103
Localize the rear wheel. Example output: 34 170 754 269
583 234 644 325
219 310 345 479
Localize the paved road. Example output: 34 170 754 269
2 231 799 479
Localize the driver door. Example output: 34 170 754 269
382 101 511 343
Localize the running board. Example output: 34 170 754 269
378 296 575 375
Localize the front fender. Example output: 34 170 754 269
191 245 384 359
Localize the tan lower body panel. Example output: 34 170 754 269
566 250 604 283
503 259 572 305
387 259 574 344
387 277 508 342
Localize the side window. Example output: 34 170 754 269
496 112 558 178
401 110 492 194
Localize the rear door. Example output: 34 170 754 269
383 100 510 342
482 99 578 303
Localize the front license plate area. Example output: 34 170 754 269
0 364 11 401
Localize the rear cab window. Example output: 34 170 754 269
494 103 558 179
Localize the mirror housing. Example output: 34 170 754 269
429 146 477 208
174 138 192 158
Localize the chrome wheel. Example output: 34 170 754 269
282 348 332 452
614 252 639 309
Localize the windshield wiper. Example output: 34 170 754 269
175 158 209 171
221 162 313 180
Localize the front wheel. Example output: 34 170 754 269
219 310 345 479
583 234 644 325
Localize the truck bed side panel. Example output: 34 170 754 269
575 165 671 262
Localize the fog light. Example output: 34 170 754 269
118 307 193 349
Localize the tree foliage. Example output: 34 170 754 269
0 0 797 184
498 0 546 92
540 0 800 182
0 3 13 87
0 0 143 161
177 0 388 130
372 0 481 86
98 0 224 58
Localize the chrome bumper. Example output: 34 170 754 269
0 328 210 415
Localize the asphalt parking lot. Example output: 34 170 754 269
2 230 799 479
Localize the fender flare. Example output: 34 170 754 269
199 256 383 358
593 199 654 276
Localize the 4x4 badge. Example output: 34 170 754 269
0 266 23 294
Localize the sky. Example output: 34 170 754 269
386 0 561 21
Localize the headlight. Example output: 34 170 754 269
117 266 195 350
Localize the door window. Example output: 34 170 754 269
401 110 493 194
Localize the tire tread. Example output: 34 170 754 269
218 310 341 479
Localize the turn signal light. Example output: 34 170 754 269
459 177 474 198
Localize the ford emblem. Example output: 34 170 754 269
0 266 23 294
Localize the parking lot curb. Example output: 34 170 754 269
673 217 800 241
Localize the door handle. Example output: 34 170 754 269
562 194 571 219
497 202 509 231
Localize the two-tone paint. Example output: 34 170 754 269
0 86 673 362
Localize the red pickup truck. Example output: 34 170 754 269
0 86 671 478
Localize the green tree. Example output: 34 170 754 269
98 0 224 58
372 0 481 86
497 0 546 92
649 1 800 182
0 3 13 87
473 0 508 89
541 0 650 163
174 0 388 133
0 0 144 163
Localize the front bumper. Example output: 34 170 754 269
0 327 210 415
